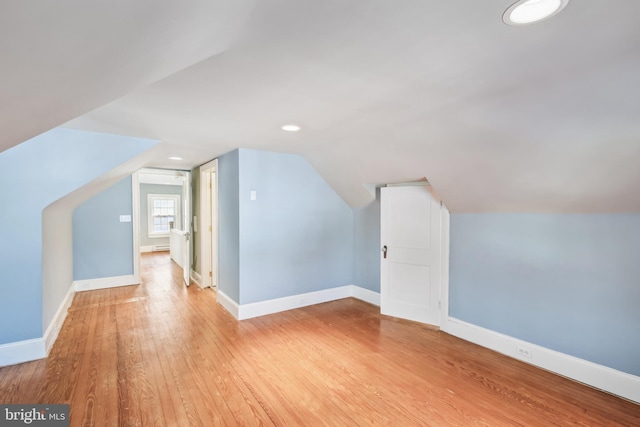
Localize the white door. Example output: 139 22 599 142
199 159 218 289
182 171 192 287
380 185 442 326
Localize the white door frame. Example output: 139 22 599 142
379 182 450 329
132 171 141 284
199 159 218 289
439 202 450 330
182 170 192 287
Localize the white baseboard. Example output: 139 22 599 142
218 285 380 321
0 338 45 368
44 286 75 354
191 270 205 288
238 286 353 320
444 317 640 404
351 286 380 306
0 286 75 367
217 290 239 319
141 245 170 253
73 274 139 292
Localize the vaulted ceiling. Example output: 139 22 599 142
3 0 640 211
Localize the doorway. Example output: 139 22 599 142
133 168 192 286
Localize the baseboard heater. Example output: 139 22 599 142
153 244 170 251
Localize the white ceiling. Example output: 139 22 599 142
138 168 185 186
4 0 640 212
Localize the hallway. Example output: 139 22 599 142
0 252 638 425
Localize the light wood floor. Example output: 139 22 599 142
1 252 638 426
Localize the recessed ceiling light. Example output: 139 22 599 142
503 0 569 26
168 156 183 161
281 124 301 132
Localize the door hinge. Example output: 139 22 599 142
209 271 213 277
208 225 212 232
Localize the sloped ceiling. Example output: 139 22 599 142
6 1 640 212
0 0 255 153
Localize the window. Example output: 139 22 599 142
147 194 181 238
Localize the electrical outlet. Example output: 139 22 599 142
516 345 532 358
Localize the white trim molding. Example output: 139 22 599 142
439 203 451 330
444 317 640 404
140 244 171 253
147 193 181 238
44 286 75 354
218 285 380 321
190 270 203 288
237 286 352 320
351 286 381 306
0 339 45 368
132 172 141 284
199 159 218 290
217 290 240 319
0 286 75 367
74 275 139 292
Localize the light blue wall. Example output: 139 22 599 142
217 149 241 302
237 149 354 304
73 176 134 281
216 148 355 305
450 213 640 376
139 184 183 247
0 128 156 344
353 194 381 292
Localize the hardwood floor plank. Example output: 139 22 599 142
146 258 272 426
93 303 119 427
77 305 104 427
1 252 638 426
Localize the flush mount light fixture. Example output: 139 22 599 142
168 156 183 161
503 0 570 25
281 124 301 132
